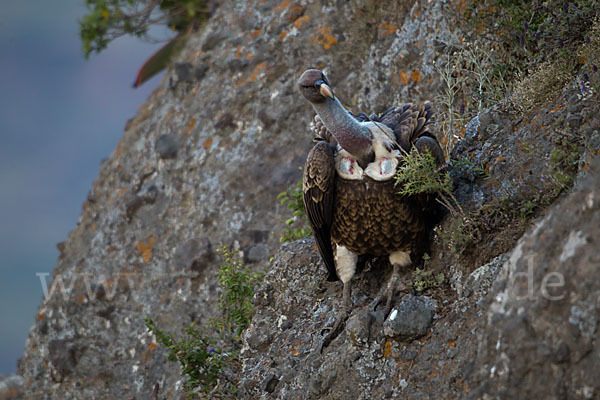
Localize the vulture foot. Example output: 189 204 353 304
318 281 352 352
371 263 407 317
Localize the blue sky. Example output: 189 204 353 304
0 1 169 374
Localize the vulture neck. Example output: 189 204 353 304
312 97 373 163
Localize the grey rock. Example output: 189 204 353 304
261 372 278 393
47 339 82 382
174 237 213 272
345 307 373 346
246 244 269 263
469 158 600 398
383 295 436 340
566 114 583 129
154 134 179 159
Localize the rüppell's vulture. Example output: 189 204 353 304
298 69 445 349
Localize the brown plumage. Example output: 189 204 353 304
298 69 444 350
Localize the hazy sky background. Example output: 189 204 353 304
0 1 169 374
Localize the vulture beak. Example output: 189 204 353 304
316 80 334 99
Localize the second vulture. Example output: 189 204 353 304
298 69 445 349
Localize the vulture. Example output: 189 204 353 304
298 69 445 348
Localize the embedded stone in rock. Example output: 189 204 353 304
155 134 179 159
261 372 279 393
346 307 373 346
383 295 436 340
174 237 214 272
47 339 82 382
246 244 269 263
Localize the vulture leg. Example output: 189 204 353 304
372 251 411 316
319 245 357 352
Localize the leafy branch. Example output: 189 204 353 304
79 0 211 58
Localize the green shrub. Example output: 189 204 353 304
395 149 462 215
145 319 232 397
277 175 312 243
145 246 262 397
214 246 263 338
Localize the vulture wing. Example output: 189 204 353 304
377 103 443 163
303 141 337 281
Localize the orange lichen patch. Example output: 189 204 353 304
410 70 422 83
313 26 337 50
379 21 398 36
235 45 242 59
137 236 155 263
290 341 301 356
382 339 392 357
149 342 159 351
114 140 123 158
36 311 46 321
294 15 311 29
185 117 196 135
399 71 409 85
246 52 254 60
279 29 291 40
273 0 290 13
456 0 466 14
495 156 505 162
202 137 213 149
251 61 268 81
250 29 262 39
76 295 85 304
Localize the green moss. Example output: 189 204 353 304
408 267 445 293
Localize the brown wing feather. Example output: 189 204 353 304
378 103 436 153
303 141 337 281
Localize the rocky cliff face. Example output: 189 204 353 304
239 159 600 399
13 0 600 399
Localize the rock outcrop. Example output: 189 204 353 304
240 158 600 399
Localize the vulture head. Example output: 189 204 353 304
298 69 335 103
298 69 373 165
